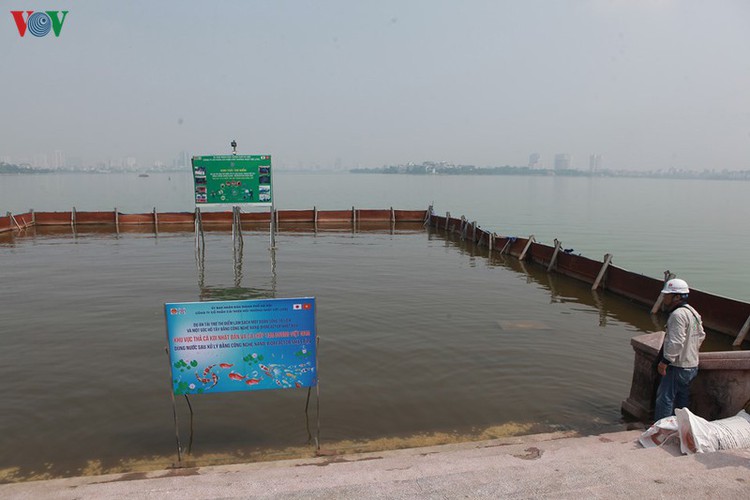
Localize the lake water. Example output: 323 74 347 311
2 171 749 300
0 172 747 481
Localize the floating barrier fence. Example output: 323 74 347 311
2 207 749 345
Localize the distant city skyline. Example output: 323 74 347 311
1 150 193 170
3 2 749 172
352 160 750 181
0 147 744 174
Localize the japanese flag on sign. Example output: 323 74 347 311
293 304 302 310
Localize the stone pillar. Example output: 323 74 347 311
621 332 664 422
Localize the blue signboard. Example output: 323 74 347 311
165 298 316 395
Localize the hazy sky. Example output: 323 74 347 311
3 1 750 170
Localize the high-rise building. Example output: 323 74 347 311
53 150 65 169
589 154 603 172
528 153 541 169
554 154 571 170
173 151 191 169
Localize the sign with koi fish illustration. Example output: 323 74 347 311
165 298 316 395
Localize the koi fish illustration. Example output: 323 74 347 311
228 371 246 381
219 363 234 369
195 364 219 385
245 378 261 385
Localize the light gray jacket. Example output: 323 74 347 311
663 304 706 368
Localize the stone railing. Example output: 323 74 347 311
621 332 750 422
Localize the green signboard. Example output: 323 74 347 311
191 155 272 207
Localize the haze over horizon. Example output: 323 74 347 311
3 1 749 171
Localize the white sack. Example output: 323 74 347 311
674 408 750 454
638 416 679 448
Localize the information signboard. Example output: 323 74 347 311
191 155 272 207
165 298 316 395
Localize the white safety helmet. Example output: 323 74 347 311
661 278 690 295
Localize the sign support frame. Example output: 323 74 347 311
164 298 321 462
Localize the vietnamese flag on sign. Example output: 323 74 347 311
302 303 312 310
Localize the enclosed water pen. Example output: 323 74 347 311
0 210 744 482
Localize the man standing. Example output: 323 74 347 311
654 278 706 422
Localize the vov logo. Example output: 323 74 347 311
11 10 69 37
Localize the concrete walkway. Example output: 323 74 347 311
2 430 749 499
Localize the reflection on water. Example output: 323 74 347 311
199 285 275 302
0 225 739 482
195 225 278 301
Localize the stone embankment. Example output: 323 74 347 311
2 430 749 499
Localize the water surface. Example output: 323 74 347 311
0 225 738 481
